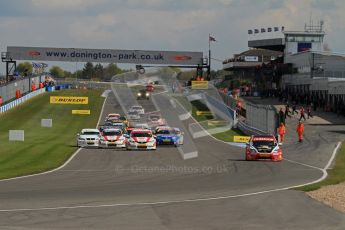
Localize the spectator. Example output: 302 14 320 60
279 108 285 125
299 107 306 121
307 105 313 119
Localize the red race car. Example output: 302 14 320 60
146 83 154 92
245 135 282 161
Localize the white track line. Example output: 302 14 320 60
0 93 108 183
0 92 341 211
0 142 341 212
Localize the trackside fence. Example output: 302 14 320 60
219 91 278 135
0 88 45 114
0 76 43 103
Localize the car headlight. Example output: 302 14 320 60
272 146 280 154
145 92 150 96
137 93 142 96
250 148 257 154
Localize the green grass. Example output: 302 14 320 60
212 128 245 142
173 96 243 141
296 142 345 192
0 89 104 179
190 100 214 122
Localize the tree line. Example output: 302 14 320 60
16 62 128 81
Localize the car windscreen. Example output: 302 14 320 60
128 111 138 115
150 115 160 120
156 129 174 135
103 131 122 136
132 106 142 110
82 132 99 135
131 132 152 137
252 141 276 148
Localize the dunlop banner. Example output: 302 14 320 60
191 81 208 90
233 136 250 143
50 96 88 104
72 110 91 115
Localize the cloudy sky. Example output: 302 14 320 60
0 0 345 73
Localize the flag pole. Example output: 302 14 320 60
208 34 211 80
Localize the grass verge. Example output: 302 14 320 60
0 89 104 179
173 96 243 142
295 142 345 192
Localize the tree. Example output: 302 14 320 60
49 66 65 78
64 70 74 78
104 63 123 81
94 63 105 80
82 62 94 79
74 70 83 79
16 62 33 76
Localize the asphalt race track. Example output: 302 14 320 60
1 87 345 229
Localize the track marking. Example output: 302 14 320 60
0 93 109 183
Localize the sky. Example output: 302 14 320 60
0 0 345 74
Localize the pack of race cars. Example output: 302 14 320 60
77 105 184 150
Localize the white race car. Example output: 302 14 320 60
127 110 141 120
99 128 127 148
126 129 157 150
147 114 166 128
77 128 101 148
105 113 121 122
128 105 145 116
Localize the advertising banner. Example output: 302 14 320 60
7 46 203 65
50 96 88 104
191 81 209 90
244 56 259 62
233 136 250 143
298 43 312 52
72 110 91 115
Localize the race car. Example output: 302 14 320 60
146 83 154 92
127 110 141 120
109 122 127 134
245 135 282 161
77 128 101 148
147 114 166 128
137 89 150 100
99 128 127 148
154 126 184 146
105 113 121 121
105 114 128 125
126 129 157 150
129 105 145 116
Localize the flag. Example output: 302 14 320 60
209 35 216 42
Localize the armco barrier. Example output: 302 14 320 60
0 88 45 114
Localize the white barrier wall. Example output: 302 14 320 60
0 88 45 114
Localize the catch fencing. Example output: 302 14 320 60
0 76 43 103
0 88 46 114
219 91 278 135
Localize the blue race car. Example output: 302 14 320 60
154 126 184 147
